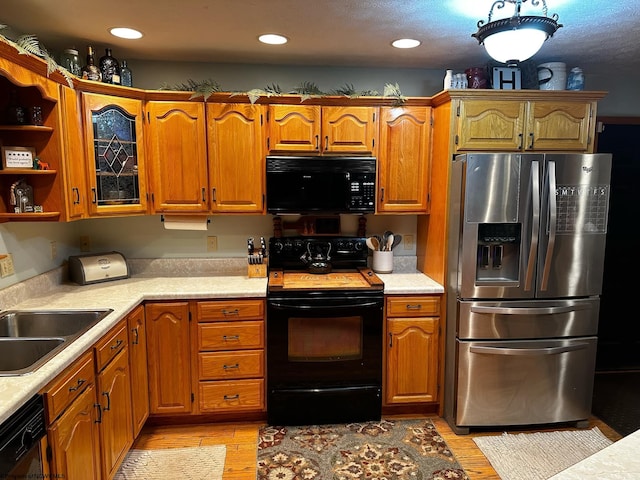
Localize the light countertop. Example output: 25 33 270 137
0 267 442 424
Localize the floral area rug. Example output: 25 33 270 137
257 418 469 479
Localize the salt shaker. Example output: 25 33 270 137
566 67 585 91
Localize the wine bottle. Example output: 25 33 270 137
81 46 102 82
120 60 133 87
99 48 121 85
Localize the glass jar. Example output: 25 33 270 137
566 67 585 91
60 48 81 76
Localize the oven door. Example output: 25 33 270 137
267 293 383 425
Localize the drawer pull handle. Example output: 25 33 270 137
110 339 123 350
68 378 86 392
223 363 240 370
223 394 239 401
406 304 423 310
221 309 240 316
223 335 240 341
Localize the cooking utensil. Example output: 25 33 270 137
391 234 402 250
367 237 379 251
373 235 383 250
385 234 394 251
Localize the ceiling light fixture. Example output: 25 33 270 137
110 27 143 39
391 38 421 49
259 34 288 45
472 0 562 66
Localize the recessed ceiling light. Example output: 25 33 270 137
392 38 421 49
110 27 143 40
259 34 288 45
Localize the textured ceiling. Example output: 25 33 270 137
1 0 639 74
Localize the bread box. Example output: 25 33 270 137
68 251 130 285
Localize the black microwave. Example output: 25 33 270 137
266 156 376 214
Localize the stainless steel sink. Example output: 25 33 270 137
0 309 113 376
0 338 66 376
0 309 112 338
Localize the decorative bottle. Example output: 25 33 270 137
444 69 453 90
81 46 102 82
566 67 585 91
99 48 121 85
120 60 133 87
60 48 81 76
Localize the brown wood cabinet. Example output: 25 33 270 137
377 106 432 213
126 305 149 437
384 295 440 405
44 351 101 480
455 98 596 152
0 52 67 223
146 101 209 213
268 105 378 155
145 301 193 415
207 103 266 213
195 299 265 414
94 321 133 480
81 92 148 216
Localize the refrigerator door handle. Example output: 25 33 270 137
469 343 590 356
470 304 591 315
540 160 557 291
525 160 540 291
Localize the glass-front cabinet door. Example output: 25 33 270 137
81 93 148 216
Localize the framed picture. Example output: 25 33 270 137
2 146 36 169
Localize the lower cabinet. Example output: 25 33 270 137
127 305 149 437
94 320 133 480
384 295 440 405
45 351 102 480
196 299 265 414
145 301 193 415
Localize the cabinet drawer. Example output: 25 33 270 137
386 296 440 317
43 350 95 423
197 299 264 322
199 379 264 412
198 321 264 351
198 350 264 380
94 320 128 371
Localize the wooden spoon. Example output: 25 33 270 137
366 237 379 251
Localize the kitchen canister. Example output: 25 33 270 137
465 67 488 89
566 67 585 90
372 250 393 274
537 62 566 90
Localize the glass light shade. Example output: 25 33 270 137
258 34 288 45
110 27 143 39
483 28 548 63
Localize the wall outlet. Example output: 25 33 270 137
0 254 15 278
206 236 218 252
80 235 91 252
404 234 414 250
50 241 57 259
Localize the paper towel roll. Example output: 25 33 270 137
163 215 209 231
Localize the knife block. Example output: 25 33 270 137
248 261 267 278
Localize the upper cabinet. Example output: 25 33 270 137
207 103 266 214
455 96 597 152
377 106 432 214
146 101 208 213
81 92 148 216
269 105 378 155
0 53 68 223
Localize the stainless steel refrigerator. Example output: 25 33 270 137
444 152 612 434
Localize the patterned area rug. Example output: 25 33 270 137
257 418 469 479
473 428 613 480
113 445 226 480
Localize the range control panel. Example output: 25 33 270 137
269 236 368 269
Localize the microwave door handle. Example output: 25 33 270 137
540 160 557 291
525 159 540 291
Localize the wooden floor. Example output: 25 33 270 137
132 415 622 479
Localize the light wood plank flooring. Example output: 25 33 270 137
131 415 622 479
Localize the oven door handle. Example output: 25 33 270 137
469 343 589 356
269 301 381 310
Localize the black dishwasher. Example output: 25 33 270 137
0 394 46 477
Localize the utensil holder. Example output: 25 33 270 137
372 251 393 273
248 261 267 278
